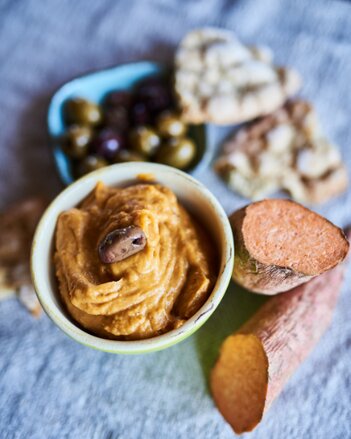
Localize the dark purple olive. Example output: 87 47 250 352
134 77 172 115
135 76 169 96
104 91 132 109
104 106 130 132
90 128 126 160
98 226 147 264
130 101 152 126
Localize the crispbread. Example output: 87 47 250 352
215 99 348 203
175 28 301 124
0 198 46 316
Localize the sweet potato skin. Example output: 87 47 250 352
211 256 348 434
231 204 311 294
230 199 349 294
240 262 345 410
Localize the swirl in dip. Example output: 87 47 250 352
54 182 216 340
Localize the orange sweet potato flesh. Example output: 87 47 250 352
211 251 348 434
230 199 349 294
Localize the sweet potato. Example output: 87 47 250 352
230 199 349 294
210 241 349 434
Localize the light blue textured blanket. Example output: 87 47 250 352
1 0 351 438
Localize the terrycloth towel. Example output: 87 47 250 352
0 0 351 438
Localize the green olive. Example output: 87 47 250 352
77 155 108 177
113 150 146 163
155 137 196 169
64 97 103 126
130 126 161 157
61 125 92 159
156 111 187 137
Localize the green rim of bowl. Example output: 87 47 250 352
31 163 234 354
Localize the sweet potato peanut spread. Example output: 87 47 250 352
54 182 216 340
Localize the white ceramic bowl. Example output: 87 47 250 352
31 163 234 354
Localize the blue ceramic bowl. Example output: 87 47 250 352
48 61 208 185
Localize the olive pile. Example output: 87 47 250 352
60 76 197 178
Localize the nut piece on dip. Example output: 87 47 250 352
54 182 216 340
